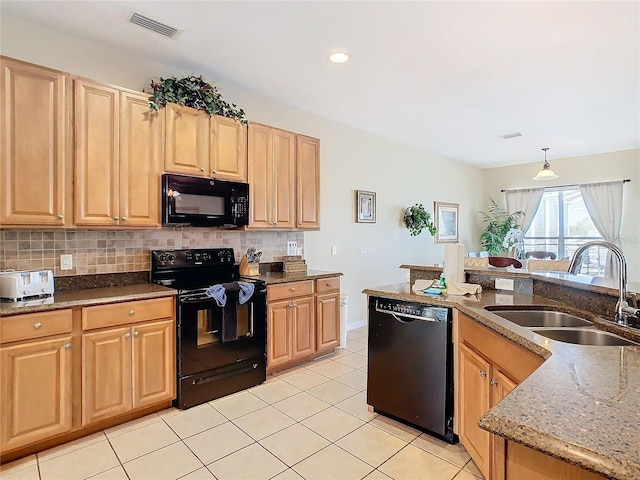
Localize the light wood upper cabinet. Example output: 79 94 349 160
210 115 248 181
0 336 73 451
247 123 295 229
296 135 320 230
119 90 162 228
74 78 120 226
164 103 209 176
75 80 162 228
0 57 70 227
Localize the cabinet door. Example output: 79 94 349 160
316 293 340 352
459 342 491 479
491 368 518 480
296 135 320 230
164 103 209 175
0 337 72 451
132 320 175 409
119 90 163 228
0 58 68 227
247 123 273 229
267 300 293 370
292 297 315 359
74 78 120 226
210 115 247 181
82 327 132 425
272 128 296 228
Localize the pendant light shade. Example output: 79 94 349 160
533 147 559 181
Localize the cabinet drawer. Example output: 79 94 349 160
268 281 314 301
316 277 340 294
82 297 174 331
0 309 73 344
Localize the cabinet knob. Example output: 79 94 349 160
212 170 217 174
129 310 135 316
121 216 127 221
125 332 131 339
490 379 498 386
319 299 324 304
114 216 119 220
133 331 140 337
34 322 43 329
57 214 64 220
291 303 298 307
290 287 296 291
63 343 71 350
200 167 205 172
479 370 487 377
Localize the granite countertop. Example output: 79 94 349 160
363 282 640 479
400 263 640 296
243 270 343 285
0 284 177 317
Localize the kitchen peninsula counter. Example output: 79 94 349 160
245 270 343 285
362 282 640 479
0 283 176 317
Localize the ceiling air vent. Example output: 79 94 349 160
128 12 180 39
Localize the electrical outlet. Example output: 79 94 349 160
287 241 297 255
60 254 73 270
495 278 514 291
297 247 303 255
331 246 337 256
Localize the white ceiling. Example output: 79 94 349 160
2 1 639 168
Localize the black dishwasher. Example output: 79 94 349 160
367 295 456 444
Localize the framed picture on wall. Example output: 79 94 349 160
434 202 459 243
356 190 376 223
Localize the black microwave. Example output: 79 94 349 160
162 174 249 227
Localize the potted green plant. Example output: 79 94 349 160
479 199 524 256
404 203 437 236
148 75 247 124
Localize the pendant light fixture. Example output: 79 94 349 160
533 147 559 181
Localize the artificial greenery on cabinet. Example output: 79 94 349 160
404 203 437 236
148 75 247 124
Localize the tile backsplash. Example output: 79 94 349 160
0 228 304 277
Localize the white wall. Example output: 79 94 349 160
483 149 640 282
1 13 484 325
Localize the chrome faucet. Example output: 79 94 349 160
568 240 640 326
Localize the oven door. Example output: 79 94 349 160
177 290 266 377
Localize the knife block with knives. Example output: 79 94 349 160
240 247 261 276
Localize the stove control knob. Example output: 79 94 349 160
167 253 176 263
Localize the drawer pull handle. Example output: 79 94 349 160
125 332 131 339
479 370 487 377
34 322 43 329
133 331 140 337
290 287 296 291
129 310 135 316
63 343 71 350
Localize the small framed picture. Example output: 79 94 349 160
434 202 459 243
355 190 376 223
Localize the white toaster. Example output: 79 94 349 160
0 270 55 301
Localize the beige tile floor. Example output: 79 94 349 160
0 327 483 480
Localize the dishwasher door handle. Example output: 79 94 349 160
375 306 439 323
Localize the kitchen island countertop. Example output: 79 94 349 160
363 282 640 480
243 270 343 285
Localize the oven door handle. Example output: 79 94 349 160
180 294 219 304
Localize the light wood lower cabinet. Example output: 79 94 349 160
456 312 544 480
267 277 341 373
0 336 73 451
82 319 174 425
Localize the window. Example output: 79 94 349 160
524 187 604 273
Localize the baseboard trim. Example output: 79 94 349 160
346 319 367 331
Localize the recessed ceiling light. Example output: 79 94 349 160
329 52 349 64
500 132 523 139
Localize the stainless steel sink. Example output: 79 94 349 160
532 328 639 346
488 310 593 328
